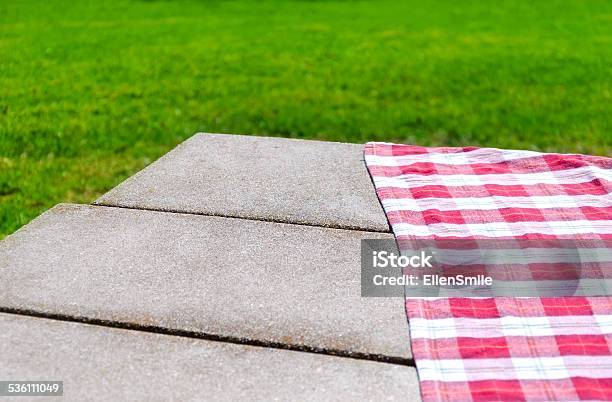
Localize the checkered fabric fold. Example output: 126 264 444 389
364 142 612 401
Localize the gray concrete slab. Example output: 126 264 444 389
0 313 420 401
0 204 410 360
94 133 390 232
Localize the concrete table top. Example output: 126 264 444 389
0 313 420 401
0 204 411 361
95 133 390 232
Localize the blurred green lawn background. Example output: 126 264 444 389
1 0 611 238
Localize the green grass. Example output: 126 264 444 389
1 0 611 238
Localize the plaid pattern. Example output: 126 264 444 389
364 142 612 401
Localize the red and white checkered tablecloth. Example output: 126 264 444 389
364 142 612 401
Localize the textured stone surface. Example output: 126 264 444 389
0 313 420 401
95 133 390 232
0 204 410 359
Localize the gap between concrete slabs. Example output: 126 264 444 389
94 133 391 233
0 204 411 362
0 312 420 401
